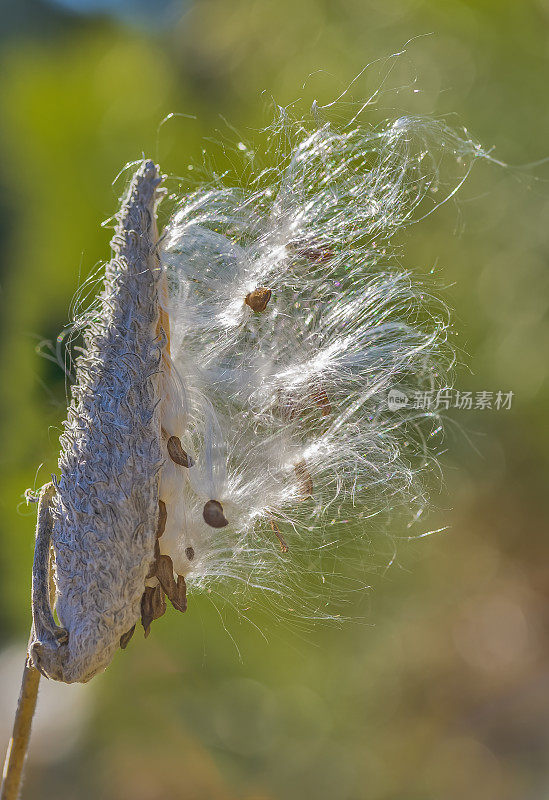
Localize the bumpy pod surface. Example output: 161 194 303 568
30 160 164 682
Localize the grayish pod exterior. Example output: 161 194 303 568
30 160 164 683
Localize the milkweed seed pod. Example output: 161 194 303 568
30 161 165 682
30 114 483 683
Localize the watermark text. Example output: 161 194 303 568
387 389 514 412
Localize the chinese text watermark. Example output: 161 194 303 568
387 389 514 412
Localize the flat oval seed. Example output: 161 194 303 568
120 624 136 650
294 460 313 498
245 287 272 312
270 519 289 553
203 500 228 528
154 554 178 596
152 554 185 613
173 575 187 613
167 436 194 467
157 499 167 537
311 386 332 416
140 587 155 637
151 584 166 621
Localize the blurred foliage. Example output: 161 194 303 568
0 1 548 799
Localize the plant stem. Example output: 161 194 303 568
1 652 40 800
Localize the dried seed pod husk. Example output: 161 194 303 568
29 160 165 682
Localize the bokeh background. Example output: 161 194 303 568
1 1 549 798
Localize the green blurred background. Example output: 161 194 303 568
1 1 548 798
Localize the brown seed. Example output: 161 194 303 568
245 287 272 312
151 584 166 621
270 519 289 553
120 624 136 650
276 390 299 421
146 521 163 578
155 554 178 596
294 460 313 498
153 554 187 613
185 546 195 561
157 499 167 537
311 386 332 416
290 240 334 264
172 575 188 613
302 246 333 263
167 436 194 467
203 499 229 528
141 584 166 637
141 587 155 637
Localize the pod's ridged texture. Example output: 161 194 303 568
44 161 163 682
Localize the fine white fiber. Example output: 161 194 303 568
154 111 486 611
